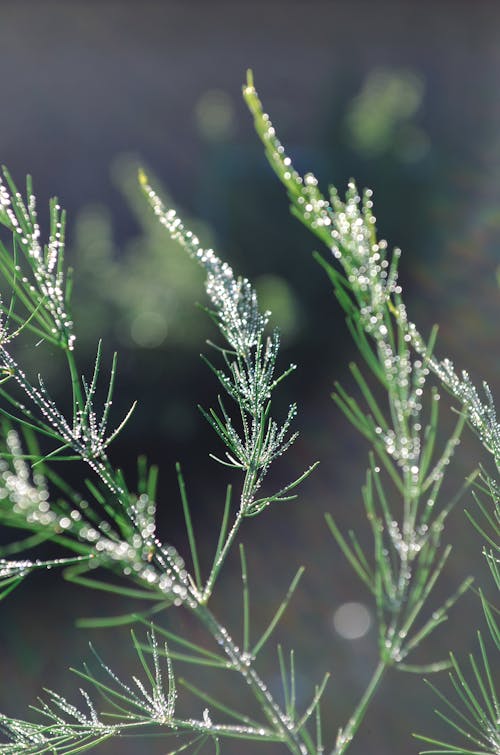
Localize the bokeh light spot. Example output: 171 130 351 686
345 67 427 161
130 311 168 348
195 89 235 141
333 602 372 640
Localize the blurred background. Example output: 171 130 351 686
0 1 499 753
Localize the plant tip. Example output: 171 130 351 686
244 69 255 95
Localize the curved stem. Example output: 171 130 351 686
333 660 388 755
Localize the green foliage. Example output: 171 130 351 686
244 70 498 755
415 625 498 754
0 74 497 755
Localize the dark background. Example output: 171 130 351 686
0 2 499 754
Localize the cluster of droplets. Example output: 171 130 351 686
0 348 111 491
141 177 267 357
36 689 111 732
87 630 178 725
0 715 59 752
0 346 136 493
328 186 403 333
129 492 157 546
197 323 298 512
0 631 179 753
0 689 118 753
386 517 430 561
185 715 275 742
77 523 194 607
0 559 34 579
246 82 438 468
245 82 404 338
215 331 284 414
0 428 111 552
0 555 85 581
0 428 94 543
368 344 427 492
142 175 300 517
412 327 500 470
0 428 53 527
145 631 177 723
368 442 466 659
243 402 298 507
71 346 137 466
96 519 192 604
0 296 16 349
124 492 196 607
205 387 298 509
0 170 75 351
0 427 197 608
382 625 408 665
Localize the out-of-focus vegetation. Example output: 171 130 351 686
72 156 208 352
71 156 301 354
344 67 428 161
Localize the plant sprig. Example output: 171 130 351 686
139 170 317 597
244 70 493 754
0 164 322 755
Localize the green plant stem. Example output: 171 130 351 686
203 462 265 601
66 348 84 418
193 602 307 755
333 660 388 755
203 510 244 601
